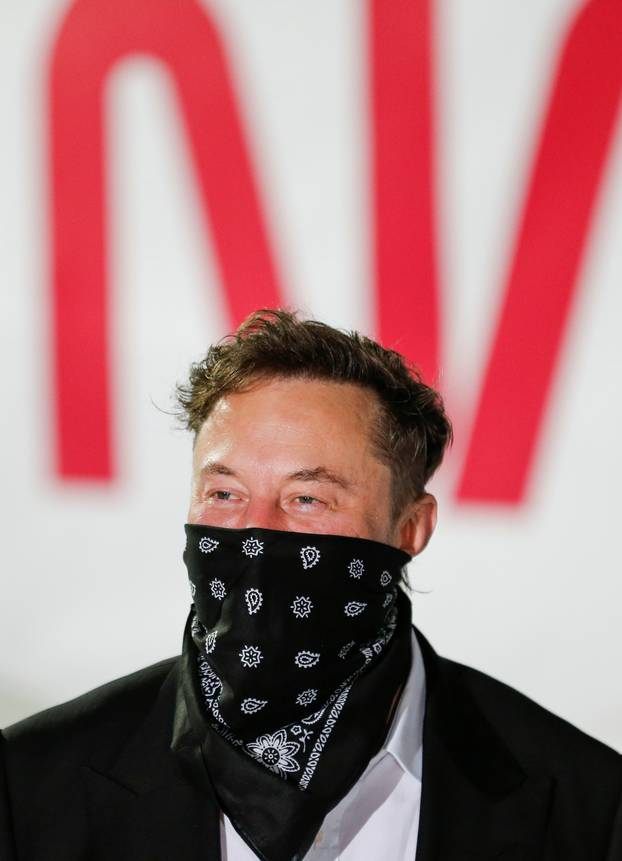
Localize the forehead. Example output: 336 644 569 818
193 377 383 473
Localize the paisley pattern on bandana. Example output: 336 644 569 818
348 559 364 579
210 579 226 600
242 538 264 558
294 650 320 669
300 546 321 569
245 588 263 615
239 645 263 668
296 688 318 706
247 730 300 775
241 697 268 715
199 536 219 554
195 603 397 787
291 596 313 618
184 523 409 791
344 601 366 617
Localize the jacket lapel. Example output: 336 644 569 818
82 662 222 861
414 630 554 861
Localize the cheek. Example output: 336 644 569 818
187 503 244 529
187 499 207 524
304 510 384 542
360 495 395 543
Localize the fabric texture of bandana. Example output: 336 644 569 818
181 523 413 861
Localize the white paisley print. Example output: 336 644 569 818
348 559 364 579
247 730 301 775
199 536 219 553
300 546 320 569
294 650 320 669
344 600 366 617
198 659 223 705
296 688 318 706
210 578 226 600
239 645 263 668
245 588 263 615
338 640 355 659
242 537 264 558
241 697 268 715
205 631 217 654
291 596 313 619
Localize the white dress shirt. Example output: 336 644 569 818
221 630 426 861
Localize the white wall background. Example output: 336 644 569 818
1 0 620 752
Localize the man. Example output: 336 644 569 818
1 309 621 860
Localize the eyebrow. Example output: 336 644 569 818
200 461 238 478
200 461 352 490
286 467 352 490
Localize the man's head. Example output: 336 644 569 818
177 309 452 556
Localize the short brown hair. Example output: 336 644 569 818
176 309 452 520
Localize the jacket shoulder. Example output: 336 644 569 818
440 650 622 779
1 659 183 858
2 657 178 764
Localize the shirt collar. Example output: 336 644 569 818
381 627 426 782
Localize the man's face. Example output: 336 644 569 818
188 377 436 553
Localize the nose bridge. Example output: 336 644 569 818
244 492 282 531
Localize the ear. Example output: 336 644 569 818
394 493 437 557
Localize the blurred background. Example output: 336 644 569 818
1 0 621 751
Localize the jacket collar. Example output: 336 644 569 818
415 628 553 860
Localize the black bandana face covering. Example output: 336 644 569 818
181 523 413 861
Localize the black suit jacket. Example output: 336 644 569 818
1 630 621 860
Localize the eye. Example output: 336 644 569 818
205 489 240 503
293 495 323 506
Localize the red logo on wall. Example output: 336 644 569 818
48 0 622 503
